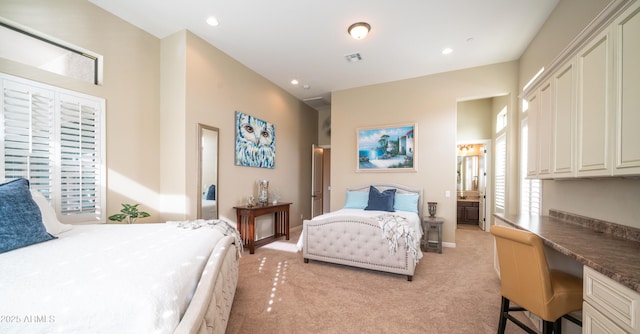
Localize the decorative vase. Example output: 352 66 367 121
258 180 269 205
428 202 438 217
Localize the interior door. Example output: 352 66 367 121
311 145 323 218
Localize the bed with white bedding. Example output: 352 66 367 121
0 179 240 334
299 184 423 281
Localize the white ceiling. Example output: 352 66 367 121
89 0 559 110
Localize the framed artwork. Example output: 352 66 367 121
235 111 276 168
356 123 417 172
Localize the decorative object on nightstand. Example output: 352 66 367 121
247 195 255 207
427 202 438 217
422 216 444 254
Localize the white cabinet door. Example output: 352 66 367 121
583 302 628 334
553 61 576 177
613 2 640 176
538 81 553 178
576 29 614 177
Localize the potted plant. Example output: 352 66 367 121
108 203 150 224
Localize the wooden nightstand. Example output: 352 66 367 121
422 216 444 254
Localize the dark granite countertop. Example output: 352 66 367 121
494 213 640 294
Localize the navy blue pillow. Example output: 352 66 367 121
0 178 55 253
364 186 396 212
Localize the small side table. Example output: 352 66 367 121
422 216 444 254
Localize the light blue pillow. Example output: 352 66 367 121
394 193 419 213
343 191 369 209
0 178 55 253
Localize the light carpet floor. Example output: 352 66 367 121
226 224 536 334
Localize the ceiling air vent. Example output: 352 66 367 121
345 53 362 62
303 97 331 109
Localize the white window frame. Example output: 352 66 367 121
0 21 101 85
1 73 106 223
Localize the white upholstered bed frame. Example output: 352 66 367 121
302 183 423 281
174 235 239 334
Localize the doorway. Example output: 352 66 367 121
456 142 491 231
311 145 331 218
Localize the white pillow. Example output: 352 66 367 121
30 190 73 235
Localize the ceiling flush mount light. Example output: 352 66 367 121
442 47 453 55
290 79 299 85
348 22 371 40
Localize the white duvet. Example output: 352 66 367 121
0 223 227 334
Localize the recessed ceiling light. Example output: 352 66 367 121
206 16 219 26
291 79 299 85
442 48 453 55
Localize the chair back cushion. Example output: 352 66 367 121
491 225 553 318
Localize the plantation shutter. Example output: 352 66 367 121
495 133 506 213
58 93 103 220
1 73 105 223
520 118 541 215
1 80 55 194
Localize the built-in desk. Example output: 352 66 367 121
494 211 640 333
493 212 640 293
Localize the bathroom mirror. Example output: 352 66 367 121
457 155 479 192
197 124 219 220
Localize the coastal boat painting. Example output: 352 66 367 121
356 123 417 172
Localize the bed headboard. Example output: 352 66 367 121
347 183 424 218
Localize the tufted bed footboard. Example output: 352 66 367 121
302 216 419 281
174 235 239 334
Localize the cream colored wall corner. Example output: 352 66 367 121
331 61 519 244
159 31 188 222
180 31 318 230
518 0 611 90
457 98 493 141
0 0 162 222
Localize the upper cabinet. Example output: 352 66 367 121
525 0 640 179
552 60 576 177
576 29 614 177
613 2 640 176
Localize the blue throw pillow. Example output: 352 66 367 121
394 193 419 213
0 178 55 253
343 191 369 209
365 186 396 212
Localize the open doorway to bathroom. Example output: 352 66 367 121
457 96 501 231
456 142 491 230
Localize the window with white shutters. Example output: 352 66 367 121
520 113 541 215
1 73 105 223
495 133 506 213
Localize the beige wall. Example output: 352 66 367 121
179 31 318 228
518 0 640 228
332 62 519 244
457 98 493 141
317 107 331 147
519 0 611 88
0 0 162 221
1 0 318 228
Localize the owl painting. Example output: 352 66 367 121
235 111 276 168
